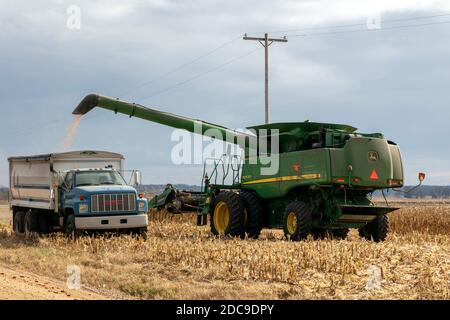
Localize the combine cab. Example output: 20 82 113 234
73 94 421 242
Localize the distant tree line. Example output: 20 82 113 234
402 185 450 199
1 185 449 200
0 188 8 201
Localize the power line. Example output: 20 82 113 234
138 47 261 102
6 12 450 138
119 36 242 98
290 19 450 38
246 12 450 36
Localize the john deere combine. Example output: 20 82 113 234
74 93 411 242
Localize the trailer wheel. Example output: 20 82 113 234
13 211 25 235
24 211 38 237
283 201 312 241
210 192 244 237
240 190 263 239
359 214 389 242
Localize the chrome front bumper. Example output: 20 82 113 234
75 214 148 230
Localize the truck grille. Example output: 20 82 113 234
91 193 136 213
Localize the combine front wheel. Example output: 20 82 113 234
240 191 263 239
283 201 312 241
210 192 244 237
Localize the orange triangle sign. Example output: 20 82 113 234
370 169 379 180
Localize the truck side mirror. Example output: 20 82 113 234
132 170 142 187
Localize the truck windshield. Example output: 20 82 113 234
75 171 127 187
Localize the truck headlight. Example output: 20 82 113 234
79 203 89 214
138 201 147 212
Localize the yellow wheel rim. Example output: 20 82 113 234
286 212 297 235
213 201 230 234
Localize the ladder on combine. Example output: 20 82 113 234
196 154 242 226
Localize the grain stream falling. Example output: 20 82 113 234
59 115 83 152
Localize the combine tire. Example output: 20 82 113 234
359 214 389 242
283 201 312 241
240 190 263 239
24 211 38 237
210 192 244 237
13 211 25 235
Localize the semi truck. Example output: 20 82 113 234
8 150 148 238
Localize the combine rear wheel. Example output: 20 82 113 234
240 190 263 239
283 201 312 241
359 214 389 242
210 192 244 237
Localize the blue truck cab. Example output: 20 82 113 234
60 168 148 236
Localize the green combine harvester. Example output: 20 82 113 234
74 94 422 241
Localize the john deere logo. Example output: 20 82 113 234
368 151 379 162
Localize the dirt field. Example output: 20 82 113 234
0 200 448 300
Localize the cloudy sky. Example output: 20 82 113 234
1 0 450 186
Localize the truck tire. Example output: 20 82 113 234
240 190 263 239
359 214 389 242
64 214 77 239
210 191 244 237
13 211 25 235
137 227 148 241
24 211 38 237
283 201 312 241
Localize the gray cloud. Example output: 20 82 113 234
0 0 449 186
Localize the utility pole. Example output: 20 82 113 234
243 33 288 124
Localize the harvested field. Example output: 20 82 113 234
0 201 448 300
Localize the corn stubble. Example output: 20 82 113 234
0 203 448 300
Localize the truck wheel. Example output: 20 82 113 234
24 211 38 237
240 190 263 239
283 201 312 241
359 215 389 242
210 192 244 237
64 214 77 239
137 227 148 241
13 211 25 235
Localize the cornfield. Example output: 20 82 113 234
0 203 449 300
